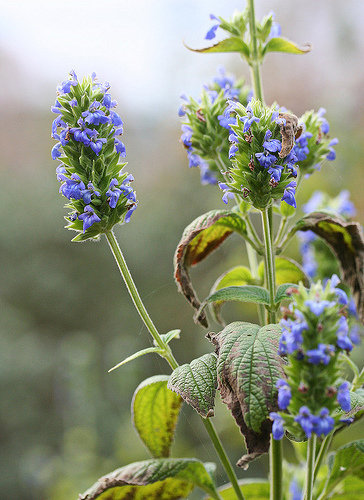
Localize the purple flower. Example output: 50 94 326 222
295 406 315 438
110 111 123 128
302 191 323 214
106 177 136 209
218 182 235 204
78 205 101 232
57 70 78 94
305 299 335 316
290 480 302 500
241 102 260 133
279 317 307 354
229 143 239 159
124 203 137 223
81 182 101 204
56 164 67 181
205 14 221 40
102 93 117 109
90 137 107 155
181 125 193 148
336 190 356 218
187 149 202 168
270 412 284 440
336 316 353 351
306 344 334 365
313 408 334 436
51 142 62 160
115 138 126 157
277 379 291 410
337 382 351 412
281 181 297 208
263 130 281 153
350 324 361 345
200 162 217 185
317 108 330 134
82 101 109 126
293 133 312 162
268 164 284 183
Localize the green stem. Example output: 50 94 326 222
314 433 333 482
304 435 317 500
353 366 364 390
261 208 276 323
274 216 289 247
105 230 243 500
247 0 264 102
269 438 283 500
245 214 262 248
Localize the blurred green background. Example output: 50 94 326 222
0 0 363 498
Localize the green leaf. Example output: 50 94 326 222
131 375 183 458
108 347 164 372
174 209 247 327
198 285 270 324
258 256 308 286
280 200 296 217
168 353 217 418
331 476 364 499
204 479 269 499
209 266 254 324
263 37 312 56
208 322 284 468
185 37 250 58
289 212 364 321
344 388 364 419
324 440 364 497
159 329 181 345
274 283 299 304
79 458 219 500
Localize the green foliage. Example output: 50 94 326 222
322 440 364 497
168 354 217 418
187 37 250 58
208 322 284 468
262 37 312 56
209 266 254 324
274 283 299 304
131 376 183 458
79 458 219 499
258 256 308 286
108 347 164 372
204 479 269 499
174 209 247 326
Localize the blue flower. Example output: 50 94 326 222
336 190 356 218
295 406 315 437
350 324 361 345
279 317 307 354
337 382 351 412
60 173 86 200
263 130 281 153
102 93 117 109
90 137 107 155
293 132 312 162
270 412 284 440
240 102 260 133
115 138 126 157
330 276 348 305
110 111 123 128
57 70 78 94
82 182 101 204
348 298 358 318
281 181 297 208
218 182 235 204
124 203 137 223
200 162 217 185
305 299 335 316
51 142 62 160
56 164 67 181
313 408 334 437
336 316 353 351
78 205 101 232
187 149 202 168
82 101 109 126
255 151 277 168
277 379 291 410
267 13 282 40
229 143 239 159
181 125 193 148
106 177 136 209
317 108 330 134
306 344 334 365
268 164 284 183
205 14 221 40
326 138 338 161
302 191 323 213
290 480 302 500
51 100 62 114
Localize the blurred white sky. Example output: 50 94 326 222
0 0 363 118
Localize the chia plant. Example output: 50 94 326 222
51 3 364 500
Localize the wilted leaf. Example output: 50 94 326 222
131 375 183 458
324 440 364 497
168 353 217 418
209 266 254 324
258 256 308 286
204 479 269 500
263 37 312 56
79 458 219 500
185 37 250 58
290 212 364 321
207 322 284 468
174 210 247 327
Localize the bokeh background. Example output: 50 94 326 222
0 0 363 498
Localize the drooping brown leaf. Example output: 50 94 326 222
207 322 284 468
174 210 247 327
292 212 364 321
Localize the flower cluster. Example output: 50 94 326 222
270 277 360 441
299 190 356 279
51 72 137 241
217 100 338 210
179 67 251 185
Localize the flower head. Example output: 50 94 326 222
337 382 351 412
270 412 284 440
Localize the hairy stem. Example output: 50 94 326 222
247 0 264 102
304 435 317 500
105 229 243 500
314 433 333 481
261 208 277 323
270 438 283 500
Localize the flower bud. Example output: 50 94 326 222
51 71 137 241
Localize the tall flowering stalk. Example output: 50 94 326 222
51 3 363 500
